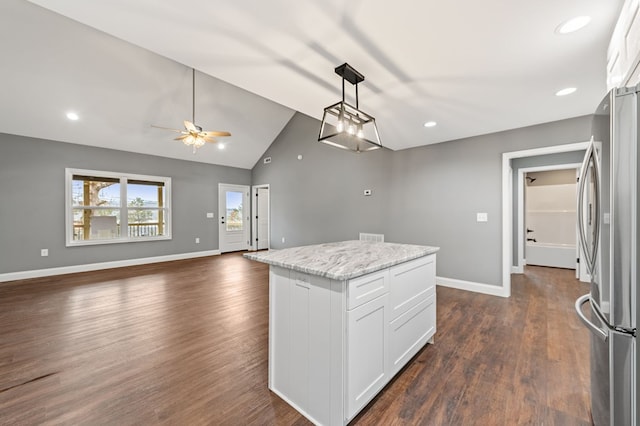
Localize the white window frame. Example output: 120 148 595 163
65 168 172 246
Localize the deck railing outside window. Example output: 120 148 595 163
73 222 163 240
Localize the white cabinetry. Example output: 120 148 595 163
345 269 390 418
608 0 640 89
346 293 389 418
268 254 437 425
388 255 436 375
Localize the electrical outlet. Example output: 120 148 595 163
281 237 285 243
41 249 49 257
195 238 200 244
476 212 488 222
206 212 214 218
364 189 372 196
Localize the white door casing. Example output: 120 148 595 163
251 185 270 250
502 141 593 298
218 183 250 253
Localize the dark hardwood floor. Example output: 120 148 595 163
0 254 591 425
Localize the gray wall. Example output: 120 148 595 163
2 112 594 289
252 112 392 248
254 113 593 288
0 133 250 274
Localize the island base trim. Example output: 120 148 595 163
268 387 324 426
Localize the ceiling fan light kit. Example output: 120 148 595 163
152 68 230 154
318 63 382 153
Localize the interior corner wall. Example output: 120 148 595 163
381 115 592 286
0 133 250 274
253 113 593 288
251 112 393 248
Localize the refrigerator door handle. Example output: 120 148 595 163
575 294 608 341
577 142 592 274
577 140 602 276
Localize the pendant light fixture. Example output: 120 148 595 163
318 63 382 153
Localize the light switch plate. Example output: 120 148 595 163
477 212 488 222
206 212 214 218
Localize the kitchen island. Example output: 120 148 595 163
245 240 439 425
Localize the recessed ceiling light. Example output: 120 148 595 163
556 16 591 34
555 87 577 96
217 143 225 150
66 112 79 121
423 121 437 128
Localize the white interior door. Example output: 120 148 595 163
256 187 269 250
218 183 250 253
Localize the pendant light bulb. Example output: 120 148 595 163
348 122 355 135
356 124 364 139
337 107 346 133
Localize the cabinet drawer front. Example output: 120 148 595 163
389 255 435 320
347 269 388 310
389 293 436 376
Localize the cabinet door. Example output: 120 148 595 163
389 293 436 376
346 294 389 420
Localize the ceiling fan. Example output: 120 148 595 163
152 68 231 154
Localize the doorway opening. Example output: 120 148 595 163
251 184 270 251
218 183 250 253
501 141 592 297
517 165 581 275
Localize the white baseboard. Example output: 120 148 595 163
437 276 509 298
511 265 524 274
0 250 221 283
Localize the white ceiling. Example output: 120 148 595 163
2 1 623 168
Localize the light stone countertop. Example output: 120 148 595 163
243 240 439 281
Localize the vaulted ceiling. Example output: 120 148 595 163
0 1 623 168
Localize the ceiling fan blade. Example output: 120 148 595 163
174 135 191 141
184 120 198 132
203 136 217 143
201 130 231 137
151 124 184 133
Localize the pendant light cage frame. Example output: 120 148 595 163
318 63 382 153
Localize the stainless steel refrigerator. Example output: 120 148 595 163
575 85 638 426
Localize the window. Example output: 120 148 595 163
226 191 244 231
65 169 171 246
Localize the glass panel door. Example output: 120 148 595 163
218 184 249 253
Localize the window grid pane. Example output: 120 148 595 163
72 176 121 207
